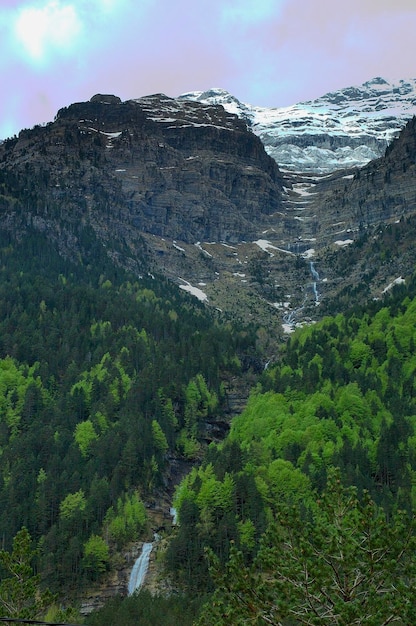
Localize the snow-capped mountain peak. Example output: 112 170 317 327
179 78 416 174
178 88 251 120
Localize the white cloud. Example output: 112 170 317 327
14 1 82 64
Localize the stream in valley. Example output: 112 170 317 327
282 261 321 331
310 261 320 304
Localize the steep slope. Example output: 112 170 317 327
3 86 416 620
2 89 416 344
180 78 416 173
165 275 416 625
312 118 416 246
275 113 416 327
318 115 416 230
0 93 283 248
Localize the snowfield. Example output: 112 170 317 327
180 78 416 174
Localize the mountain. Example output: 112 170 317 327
0 93 283 248
318 115 416 231
3 87 416 343
2 83 416 621
180 77 416 174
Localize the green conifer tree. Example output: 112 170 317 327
0 527 55 619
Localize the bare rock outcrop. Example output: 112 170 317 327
309 116 416 241
0 93 284 250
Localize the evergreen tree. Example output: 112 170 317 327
198 469 416 625
0 527 55 619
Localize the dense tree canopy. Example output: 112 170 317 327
197 470 416 625
3 220 416 623
0 227 253 592
165 272 416 622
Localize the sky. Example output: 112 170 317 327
1 0 416 139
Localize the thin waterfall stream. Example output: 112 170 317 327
127 507 177 595
282 294 307 328
310 261 320 304
282 261 321 331
128 541 153 595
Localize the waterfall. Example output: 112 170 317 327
128 542 153 595
170 506 177 525
310 261 319 282
282 294 307 328
310 262 320 304
283 262 321 332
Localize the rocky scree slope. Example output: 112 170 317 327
180 77 416 174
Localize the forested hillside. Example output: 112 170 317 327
2 212 416 624
0 225 255 609
158 273 416 624
2 93 416 625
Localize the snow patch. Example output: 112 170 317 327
179 279 208 302
254 239 296 257
180 79 416 173
282 323 296 334
302 249 316 259
103 131 123 138
195 242 213 258
382 277 405 294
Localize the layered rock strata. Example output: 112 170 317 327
0 93 284 248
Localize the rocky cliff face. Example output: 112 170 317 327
2 90 416 341
315 116 416 236
0 93 284 249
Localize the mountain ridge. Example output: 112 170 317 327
180 77 416 173
2 83 416 341
0 93 284 247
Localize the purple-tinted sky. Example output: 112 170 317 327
1 0 416 138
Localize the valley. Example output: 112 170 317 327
144 161 416 345
1 77 416 623
2 80 416 345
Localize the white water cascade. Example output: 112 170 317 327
128 542 153 595
310 261 320 304
282 294 307 330
170 506 177 525
282 261 322 332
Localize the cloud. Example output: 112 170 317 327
9 0 138 68
13 1 82 64
241 0 416 104
1 0 416 139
